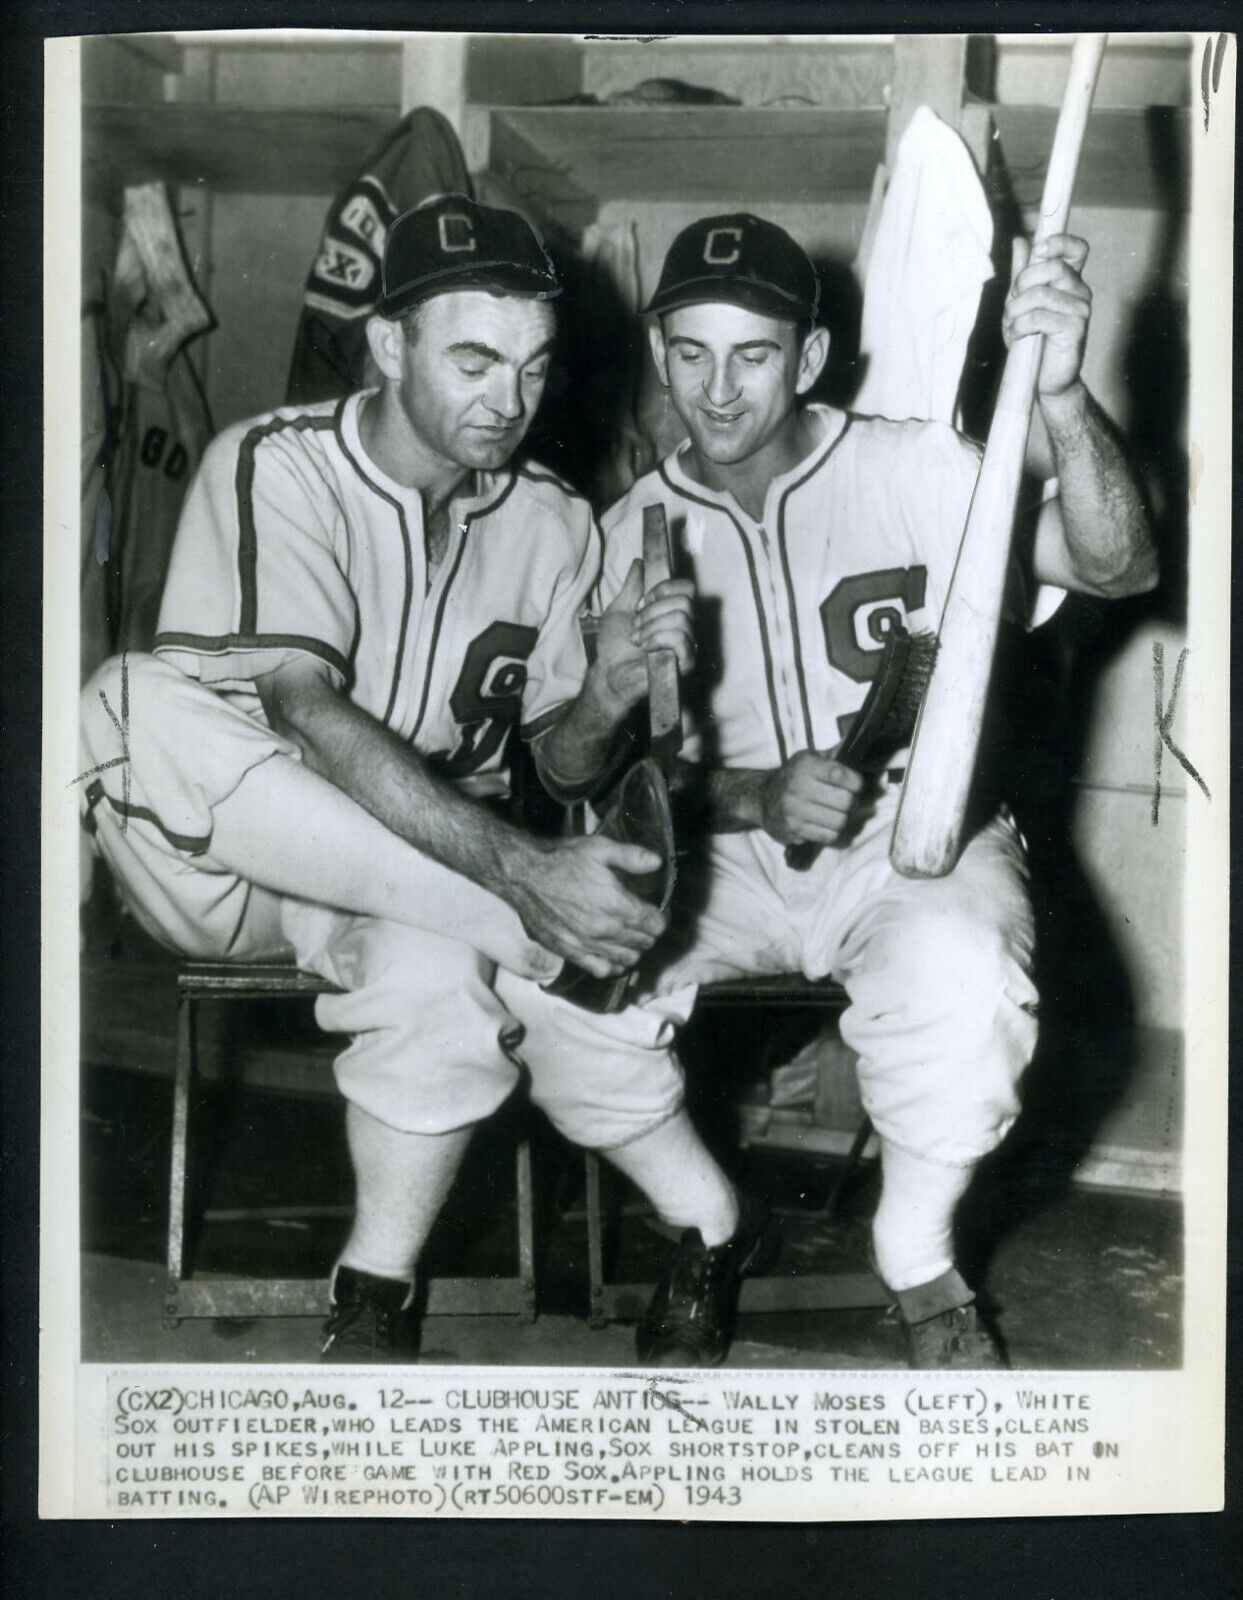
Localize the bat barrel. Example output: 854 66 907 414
889 35 1106 880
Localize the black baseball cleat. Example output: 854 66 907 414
320 1266 415 1363
888 1267 1007 1370
635 1196 780 1367
902 1302 1006 1369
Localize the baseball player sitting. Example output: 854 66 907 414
585 213 1157 1368
80 195 752 1363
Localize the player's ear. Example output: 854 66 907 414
647 320 671 387
366 315 406 384
795 326 830 395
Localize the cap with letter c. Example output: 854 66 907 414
378 193 562 319
644 212 820 323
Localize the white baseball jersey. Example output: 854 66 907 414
155 390 596 797
600 403 1046 768
590 401 1043 1185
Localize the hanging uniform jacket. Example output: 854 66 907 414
108 184 215 655
852 105 995 428
285 107 472 405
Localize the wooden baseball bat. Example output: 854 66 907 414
889 33 1107 879
642 503 683 764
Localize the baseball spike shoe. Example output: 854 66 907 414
320 1267 415 1363
635 1196 780 1367
886 1268 1007 1370
902 1302 1006 1369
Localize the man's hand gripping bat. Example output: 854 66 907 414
544 505 682 1013
889 34 1107 878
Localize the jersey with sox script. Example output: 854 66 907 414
598 403 1051 770
155 389 596 799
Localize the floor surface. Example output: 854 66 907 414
79 899 1183 1371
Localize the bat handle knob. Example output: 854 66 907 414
784 841 820 873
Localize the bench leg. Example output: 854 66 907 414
164 994 196 1327
516 1135 536 1323
585 1152 607 1328
824 1115 874 1218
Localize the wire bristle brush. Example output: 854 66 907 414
784 626 938 872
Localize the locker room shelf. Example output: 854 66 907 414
486 107 889 208
83 100 1188 215
83 104 399 199
486 103 1188 212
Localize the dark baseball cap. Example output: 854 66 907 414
378 193 561 319
644 213 819 323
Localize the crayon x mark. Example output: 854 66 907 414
70 652 131 830
1152 641 1210 826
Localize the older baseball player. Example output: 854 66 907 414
589 213 1156 1368
80 195 749 1362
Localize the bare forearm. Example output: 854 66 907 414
671 761 767 834
1039 381 1158 596
257 663 672 977
533 666 633 801
272 691 538 897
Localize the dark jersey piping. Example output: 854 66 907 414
153 631 352 681
656 461 789 764
83 779 211 856
331 398 414 727
774 414 855 750
409 472 520 746
234 412 336 637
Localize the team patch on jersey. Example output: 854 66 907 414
431 620 539 780
820 566 929 683
305 178 397 319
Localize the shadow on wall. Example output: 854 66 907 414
959 108 1189 1275
522 228 648 507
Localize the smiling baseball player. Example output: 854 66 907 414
587 213 1157 1368
79 195 746 1362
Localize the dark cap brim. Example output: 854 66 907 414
643 275 815 322
379 261 562 320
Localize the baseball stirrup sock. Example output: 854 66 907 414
871 1139 974 1294
605 1111 739 1248
338 1107 471 1285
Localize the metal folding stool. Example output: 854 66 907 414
584 974 889 1326
165 961 536 1327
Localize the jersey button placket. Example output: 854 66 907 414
755 523 803 758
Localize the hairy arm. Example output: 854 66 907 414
1004 233 1158 600
1030 382 1158 598
257 658 666 977
670 753 867 846
533 559 695 800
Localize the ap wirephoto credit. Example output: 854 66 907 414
40 27 1231 1522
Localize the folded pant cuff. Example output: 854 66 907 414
893 1266 974 1326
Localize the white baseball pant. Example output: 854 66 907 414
80 653 689 1148
605 786 1039 1169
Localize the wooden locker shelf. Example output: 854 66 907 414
485 103 1188 213
992 105 1189 211
487 106 889 206
83 104 399 198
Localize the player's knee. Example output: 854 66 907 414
316 966 522 1082
878 909 1028 1014
526 1045 685 1151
